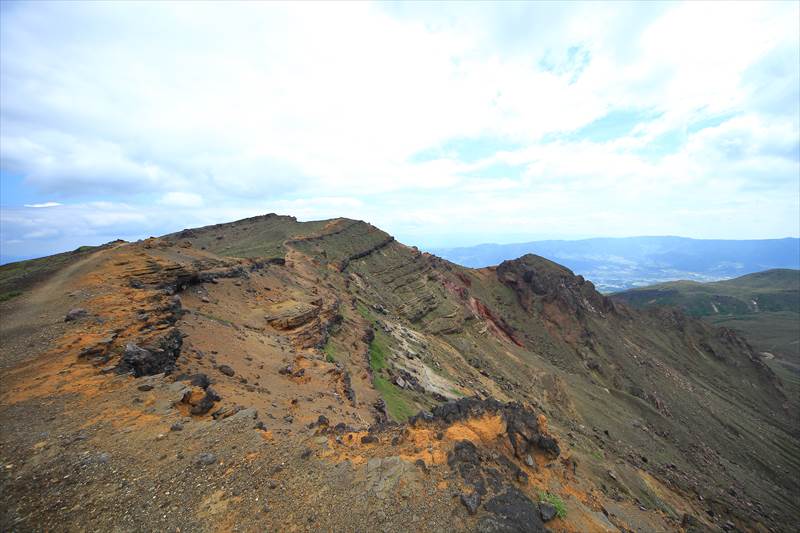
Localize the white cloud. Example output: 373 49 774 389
23 202 61 208
159 192 204 208
0 0 797 259
23 228 59 239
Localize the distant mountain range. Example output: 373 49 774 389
430 236 800 292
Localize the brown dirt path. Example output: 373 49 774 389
0 245 119 372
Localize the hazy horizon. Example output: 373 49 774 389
2 213 798 266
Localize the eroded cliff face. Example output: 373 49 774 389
496 254 616 318
0 215 797 532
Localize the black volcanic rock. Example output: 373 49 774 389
117 328 183 377
480 487 546 533
417 397 560 462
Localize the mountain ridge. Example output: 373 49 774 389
1 214 797 532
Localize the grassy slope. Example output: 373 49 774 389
612 269 799 356
164 214 330 260
356 302 418 421
612 269 799 314
612 269 800 403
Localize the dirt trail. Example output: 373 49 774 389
0 246 115 371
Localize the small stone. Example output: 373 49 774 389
195 452 217 466
218 365 235 377
170 422 184 432
137 384 154 392
460 492 481 515
525 454 535 467
64 308 88 322
539 502 558 522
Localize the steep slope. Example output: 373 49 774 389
1 214 797 532
612 270 800 407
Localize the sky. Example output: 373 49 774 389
1 1 799 262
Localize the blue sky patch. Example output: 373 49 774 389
409 136 522 164
572 109 663 143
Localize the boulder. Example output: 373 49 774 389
480 488 546 533
189 373 211 389
64 308 88 322
539 502 557 522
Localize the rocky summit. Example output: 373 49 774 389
1 214 797 532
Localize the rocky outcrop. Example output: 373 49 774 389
408 399 559 528
335 236 395 272
116 328 183 377
412 397 560 461
479 487 547 533
468 297 523 346
497 254 615 318
266 302 319 330
265 298 341 349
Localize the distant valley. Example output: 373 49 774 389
431 236 800 292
